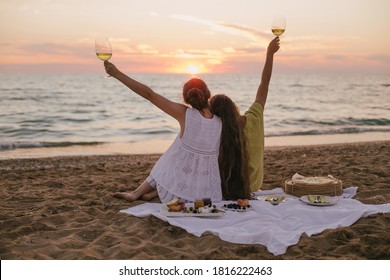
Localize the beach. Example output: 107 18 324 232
0 140 389 260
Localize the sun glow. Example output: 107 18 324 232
187 64 200 75
167 62 210 74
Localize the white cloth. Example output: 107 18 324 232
120 187 390 255
150 108 222 203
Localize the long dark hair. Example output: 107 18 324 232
182 78 211 110
210 94 250 200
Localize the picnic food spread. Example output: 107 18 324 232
166 197 219 214
164 198 253 214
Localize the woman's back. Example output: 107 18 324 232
182 109 221 153
151 108 222 203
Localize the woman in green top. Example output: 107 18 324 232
210 37 280 194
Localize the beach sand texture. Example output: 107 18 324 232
0 141 389 260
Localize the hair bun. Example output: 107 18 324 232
186 88 206 109
182 78 211 110
187 88 203 97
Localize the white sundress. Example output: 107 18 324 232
150 108 222 203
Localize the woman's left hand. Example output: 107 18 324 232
268 37 280 54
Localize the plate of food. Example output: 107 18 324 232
160 198 224 217
299 195 338 206
222 199 253 212
257 195 287 205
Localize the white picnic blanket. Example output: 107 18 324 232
120 187 390 255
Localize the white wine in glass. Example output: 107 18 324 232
95 38 112 77
271 15 286 37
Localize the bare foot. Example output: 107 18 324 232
113 180 155 202
141 190 158 201
113 192 139 202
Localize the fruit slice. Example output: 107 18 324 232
236 199 249 207
166 197 180 207
168 204 184 212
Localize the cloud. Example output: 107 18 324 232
217 22 271 41
171 14 271 42
171 15 231 32
136 44 159 54
284 35 364 53
325 55 345 61
18 42 74 55
366 54 390 64
174 48 224 57
234 47 264 54
0 38 97 65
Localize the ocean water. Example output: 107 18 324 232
0 72 389 155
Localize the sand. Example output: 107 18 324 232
0 141 389 260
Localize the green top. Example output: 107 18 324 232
243 102 264 192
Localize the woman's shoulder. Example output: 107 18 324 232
185 107 195 113
247 102 264 112
244 102 264 117
186 107 206 119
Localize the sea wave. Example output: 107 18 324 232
0 141 104 151
266 126 390 137
280 117 390 127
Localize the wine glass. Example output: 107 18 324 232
95 38 112 78
271 15 286 37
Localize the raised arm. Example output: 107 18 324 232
104 61 186 127
255 37 280 107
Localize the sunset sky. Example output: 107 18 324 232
1 0 389 74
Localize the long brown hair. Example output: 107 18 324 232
182 78 211 110
210 94 250 200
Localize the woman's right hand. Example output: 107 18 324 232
104 61 120 77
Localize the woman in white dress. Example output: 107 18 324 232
104 61 222 203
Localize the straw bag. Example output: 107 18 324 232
284 173 343 197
